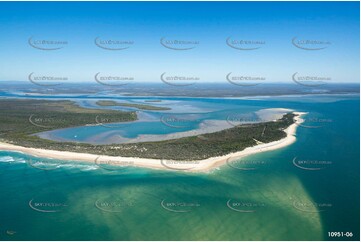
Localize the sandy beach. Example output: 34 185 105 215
0 112 307 172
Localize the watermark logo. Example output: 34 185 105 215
226 113 264 127
226 73 264 86
6 231 16 236
160 159 199 171
94 156 134 171
95 198 135 213
161 199 200 213
95 114 134 128
94 73 134 86
226 37 265 50
160 72 199 86
196 135 210 141
29 197 68 213
292 72 329 87
94 37 134 50
293 200 332 213
294 116 332 129
226 157 266 171
28 72 67 86
292 157 332 171
28 37 68 50
160 37 199 50
226 199 265 213
29 114 65 128
160 113 201 129
292 37 331 51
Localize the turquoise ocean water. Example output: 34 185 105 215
0 95 359 240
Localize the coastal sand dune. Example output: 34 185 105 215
0 112 307 173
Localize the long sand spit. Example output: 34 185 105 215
0 112 307 173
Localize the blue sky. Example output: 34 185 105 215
0 1 359 83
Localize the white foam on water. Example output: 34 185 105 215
0 156 15 162
0 154 98 171
80 166 99 171
56 163 99 171
0 156 26 163
28 161 99 171
30 160 60 168
15 158 26 164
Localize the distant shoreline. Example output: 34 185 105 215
0 112 307 172
0 81 358 100
1 92 359 99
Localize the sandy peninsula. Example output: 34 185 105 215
0 112 307 173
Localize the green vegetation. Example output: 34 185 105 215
96 100 170 110
0 99 296 160
129 113 295 160
0 99 136 148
